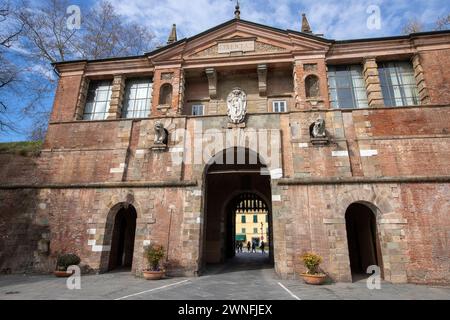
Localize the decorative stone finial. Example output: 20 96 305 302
167 24 178 45
234 0 241 19
301 13 312 34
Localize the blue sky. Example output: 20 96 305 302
1 0 449 142
106 0 450 40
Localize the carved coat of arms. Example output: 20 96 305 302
227 88 247 124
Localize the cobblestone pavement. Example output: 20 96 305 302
0 253 449 300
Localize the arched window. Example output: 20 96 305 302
305 75 320 98
159 83 173 105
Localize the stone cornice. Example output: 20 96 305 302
52 26 450 75
277 176 450 186
47 104 450 126
84 57 153 77
0 180 198 190
54 61 87 76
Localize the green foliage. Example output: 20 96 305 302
300 252 323 275
0 141 42 157
145 244 165 271
56 253 81 271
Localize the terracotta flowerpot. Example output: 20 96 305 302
54 270 74 278
301 273 327 285
143 270 165 280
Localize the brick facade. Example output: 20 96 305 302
1 19 449 285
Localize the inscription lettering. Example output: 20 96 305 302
218 41 255 54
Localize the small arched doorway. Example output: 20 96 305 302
108 205 137 271
345 203 383 281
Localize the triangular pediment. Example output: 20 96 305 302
149 19 332 62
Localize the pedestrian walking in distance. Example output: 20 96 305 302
260 241 266 254
251 241 257 253
247 241 251 252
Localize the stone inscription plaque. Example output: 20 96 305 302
218 40 255 54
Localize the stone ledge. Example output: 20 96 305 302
380 219 408 224
0 180 198 190
48 104 450 126
277 176 450 186
323 218 345 224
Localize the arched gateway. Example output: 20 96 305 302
201 147 274 271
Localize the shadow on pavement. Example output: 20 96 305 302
203 252 274 275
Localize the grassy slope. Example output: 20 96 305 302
0 141 43 157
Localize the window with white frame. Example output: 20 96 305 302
328 65 368 109
83 80 113 120
378 61 419 107
272 100 287 113
192 104 204 116
122 78 153 118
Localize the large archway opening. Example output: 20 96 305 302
345 203 383 282
107 205 137 271
201 147 274 273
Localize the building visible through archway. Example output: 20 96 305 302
232 193 270 255
202 147 274 272
345 203 383 281
108 205 137 271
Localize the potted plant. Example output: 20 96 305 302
300 252 327 285
54 253 81 277
143 244 165 280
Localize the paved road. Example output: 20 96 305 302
0 253 449 300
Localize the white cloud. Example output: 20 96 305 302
29 64 56 81
92 0 450 43
8 44 32 56
108 0 232 41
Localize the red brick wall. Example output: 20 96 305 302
419 49 450 105
0 154 41 185
358 107 450 137
49 75 83 123
40 121 132 184
0 189 51 273
400 183 450 284
348 107 450 177
43 150 125 184
275 183 450 284
365 139 450 177
44 121 127 150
